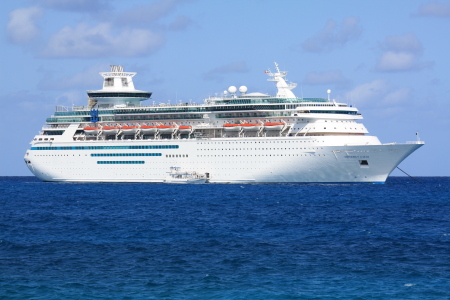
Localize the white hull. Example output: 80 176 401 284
25 136 423 183
164 178 207 184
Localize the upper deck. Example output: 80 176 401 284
45 63 360 124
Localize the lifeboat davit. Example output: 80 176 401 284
158 125 177 134
84 126 101 135
223 124 242 131
178 125 193 133
102 126 120 134
140 125 158 134
121 126 139 134
264 122 285 130
241 123 263 131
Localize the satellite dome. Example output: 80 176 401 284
228 86 237 94
239 86 248 94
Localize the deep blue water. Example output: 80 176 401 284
0 177 449 299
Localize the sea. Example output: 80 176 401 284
0 176 449 300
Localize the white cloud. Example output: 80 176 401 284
36 0 111 12
38 64 108 91
376 52 417 71
6 6 43 44
41 23 165 58
303 70 349 88
118 0 191 25
382 88 412 105
416 1 450 18
345 80 414 111
345 79 390 105
202 61 249 82
381 33 422 53
375 33 433 72
300 17 362 53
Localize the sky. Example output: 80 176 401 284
1 0 449 176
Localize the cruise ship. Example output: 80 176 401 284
24 64 424 183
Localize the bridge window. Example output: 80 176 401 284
104 77 114 87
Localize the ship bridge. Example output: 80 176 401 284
87 65 151 107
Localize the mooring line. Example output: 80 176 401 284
397 167 421 184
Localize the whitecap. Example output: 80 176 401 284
404 283 416 287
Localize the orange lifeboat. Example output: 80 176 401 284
102 126 120 134
264 122 285 130
179 125 192 133
241 123 263 131
223 123 242 131
121 125 139 134
140 125 158 134
84 126 101 135
158 125 177 133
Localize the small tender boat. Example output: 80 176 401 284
223 124 242 131
241 123 263 131
164 167 207 184
158 125 177 134
264 122 285 130
84 126 101 135
121 125 139 134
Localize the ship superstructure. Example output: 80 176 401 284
24 64 424 183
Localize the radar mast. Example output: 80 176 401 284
266 62 297 98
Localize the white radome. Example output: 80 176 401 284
228 86 237 94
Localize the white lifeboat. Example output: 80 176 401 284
158 125 177 134
121 125 139 134
102 126 120 134
84 126 101 135
241 123 263 131
223 124 242 131
264 122 285 130
140 125 158 134
178 125 193 133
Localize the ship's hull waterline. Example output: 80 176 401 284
26 137 423 183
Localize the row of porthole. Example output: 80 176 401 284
199 147 323 151
91 153 161 157
197 154 323 157
97 161 145 164
198 140 322 144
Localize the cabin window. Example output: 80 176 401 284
104 77 114 87
121 78 128 87
359 160 369 167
